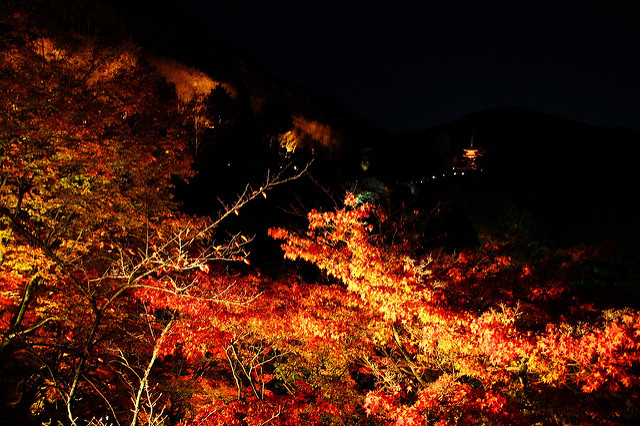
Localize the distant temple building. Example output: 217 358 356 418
463 136 480 170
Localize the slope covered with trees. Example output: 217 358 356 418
1 3 640 425
0 7 303 423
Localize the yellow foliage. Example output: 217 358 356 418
279 129 300 153
278 115 341 154
147 56 235 103
371 321 393 345
32 37 66 62
29 37 138 86
86 50 138 86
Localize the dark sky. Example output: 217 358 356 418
181 0 639 133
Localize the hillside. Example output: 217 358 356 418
2 3 640 425
372 107 640 246
14 1 638 253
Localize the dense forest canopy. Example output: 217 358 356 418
1 2 640 425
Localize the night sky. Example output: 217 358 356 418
181 0 639 134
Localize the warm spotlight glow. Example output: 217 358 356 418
278 115 341 154
147 56 236 103
33 37 66 61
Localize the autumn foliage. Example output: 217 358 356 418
1 8 640 426
270 196 640 425
0 15 300 424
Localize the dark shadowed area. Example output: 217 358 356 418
180 0 640 133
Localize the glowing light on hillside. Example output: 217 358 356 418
147 56 235 103
278 115 340 154
33 37 66 61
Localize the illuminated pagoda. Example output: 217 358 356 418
463 136 480 170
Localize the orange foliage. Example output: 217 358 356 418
278 115 341 154
3 13 640 426
270 194 640 424
148 56 235 104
